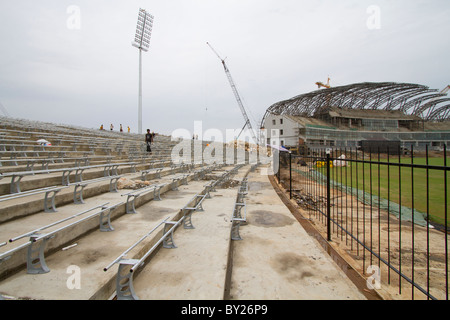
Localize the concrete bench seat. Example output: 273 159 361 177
170 174 189 190
182 193 207 216
0 185 69 213
104 188 212 300
121 183 167 214
0 162 137 193
70 175 123 204
0 143 47 152
0 155 112 171
140 168 163 180
0 150 93 166
0 202 123 275
103 217 175 300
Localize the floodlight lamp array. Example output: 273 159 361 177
132 8 154 52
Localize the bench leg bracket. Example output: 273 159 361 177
163 223 177 248
109 177 120 193
27 236 52 274
126 195 138 214
100 207 114 232
231 220 243 241
44 190 61 212
116 260 139 300
73 184 86 204
183 211 195 229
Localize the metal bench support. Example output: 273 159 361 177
231 220 243 241
116 259 139 300
44 189 62 212
204 185 212 199
182 210 195 229
153 185 162 201
74 168 85 183
125 194 139 214
195 194 206 211
234 202 246 220
155 168 162 179
27 235 53 274
10 175 24 193
163 221 177 249
62 170 72 186
99 205 115 232
171 179 179 191
109 176 120 192
104 164 119 177
73 184 86 204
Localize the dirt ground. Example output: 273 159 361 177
279 164 449 300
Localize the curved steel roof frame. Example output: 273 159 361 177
262 82 450 127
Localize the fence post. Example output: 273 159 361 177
289 152 292 199
277 150 280 182
326 150 331 241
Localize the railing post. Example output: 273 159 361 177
277 150 280 182
326 150 331 241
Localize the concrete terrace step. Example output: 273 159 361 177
0 117 373 302
0 162 180 222
228 166 367 300
0 165 240 300
131 166 250 300
0 165 219 279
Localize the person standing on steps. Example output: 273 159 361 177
145 129 152 153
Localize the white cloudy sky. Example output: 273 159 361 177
0 0 449 139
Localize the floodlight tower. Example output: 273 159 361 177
132 8 154 134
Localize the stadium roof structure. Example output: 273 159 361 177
261 82 450 127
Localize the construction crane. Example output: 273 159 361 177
315 77 331 89
0 102 10 117
207 42 259 145
441 85 450 94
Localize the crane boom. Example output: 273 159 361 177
207 42 258 145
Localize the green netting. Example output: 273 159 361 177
305 124 337 130
295 168 429 227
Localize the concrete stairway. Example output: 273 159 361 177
0 117 369 302
0 118 240 300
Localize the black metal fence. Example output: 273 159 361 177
277 145 449 300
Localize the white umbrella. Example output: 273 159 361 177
36 139 51 146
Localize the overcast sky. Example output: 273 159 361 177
0 0 449 140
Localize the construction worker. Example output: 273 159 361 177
145 129 152 153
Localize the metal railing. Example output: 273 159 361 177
278 145 449 300
105 192 208 300
0 202 123 274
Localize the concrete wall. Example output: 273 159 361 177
263 114 302 147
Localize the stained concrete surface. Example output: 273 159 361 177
0 164 367 300
227 167 366 300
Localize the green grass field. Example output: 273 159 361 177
326 156 450 227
